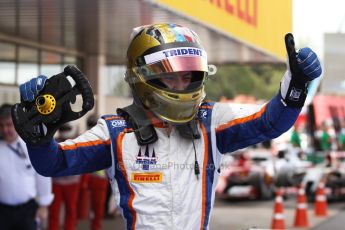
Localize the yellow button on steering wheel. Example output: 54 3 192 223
36 94 56 115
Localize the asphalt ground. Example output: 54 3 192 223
311 205 345 230
75 198 345 230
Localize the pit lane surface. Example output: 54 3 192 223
76 198 345 230
210 198 341 230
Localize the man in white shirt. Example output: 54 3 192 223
0 103 54 230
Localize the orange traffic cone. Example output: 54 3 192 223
271 188 285 229
294 184 309 228
314 181 328 216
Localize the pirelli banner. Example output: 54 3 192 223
154 0 292 60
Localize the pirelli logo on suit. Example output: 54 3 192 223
131 172 163 183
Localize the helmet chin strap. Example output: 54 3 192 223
117 102 200 146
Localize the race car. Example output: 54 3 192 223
304 151 345 201
216 147 311 200
216 149 275 200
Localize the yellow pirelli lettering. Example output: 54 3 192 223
131 172 163 183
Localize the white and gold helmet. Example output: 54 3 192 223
125 23 209 124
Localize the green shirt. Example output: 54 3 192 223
290 130 301 147
320 131 331 151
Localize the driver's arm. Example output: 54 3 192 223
26 118 112 177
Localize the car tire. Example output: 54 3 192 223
251 173 274 200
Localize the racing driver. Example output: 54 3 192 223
20 23 322 229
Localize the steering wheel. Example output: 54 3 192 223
11 65 94 145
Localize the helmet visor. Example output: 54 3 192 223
147 71 206 93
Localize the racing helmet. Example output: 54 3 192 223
125 23 208 124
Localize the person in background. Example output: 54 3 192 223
320 121 332 152
0 103 53 230
20 23 322 229
289 125 305 159
337 118 345 150
48 122 81 230
290 125 302 148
